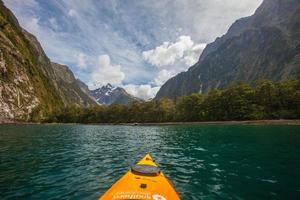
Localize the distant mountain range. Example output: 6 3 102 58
0 1 96 121
90 83 141 105
156 0 300 98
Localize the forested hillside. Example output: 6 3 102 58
47 79 300 123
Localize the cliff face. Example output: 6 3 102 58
0 1 96 121
156 0 300 99
50 62 97 107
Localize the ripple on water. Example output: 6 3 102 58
1 124 300 200
261 179 278 184
194 147 208 151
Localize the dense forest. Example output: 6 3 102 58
45 79 300 123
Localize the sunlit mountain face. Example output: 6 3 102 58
3 0 262 99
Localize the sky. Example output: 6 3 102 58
4 0 262 99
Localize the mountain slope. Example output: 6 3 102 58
90 84 141 105
76 78 98 102
0 1 96 121
156 0 300 99
50 62 97 106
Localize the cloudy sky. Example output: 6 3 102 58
4 0 262 99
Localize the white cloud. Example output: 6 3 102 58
154 69 174 86
77 53 87 69
91 55 125 87
68 9 78 17
123 84 160 100
143 35 192 67
143 35 206 68
4 0 38 10
151 0 263 43
49 17 59 30
24 17 40 33
143 35 206 86
183 43 207 66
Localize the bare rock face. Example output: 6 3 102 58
76 79 90 95
156 0 300 99
49 63 97 107
0 50 39 120
0 1 96 121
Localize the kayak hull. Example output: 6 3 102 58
99 154 180 200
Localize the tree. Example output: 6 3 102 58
45 79 300 123
254 80 277 118
176 93 204 121
220 82 255 120
274 79 300 118
202 89 223 121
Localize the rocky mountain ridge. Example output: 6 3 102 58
0 1 96 121
156 0 300 99
90 83 141 105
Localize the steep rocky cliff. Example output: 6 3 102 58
156 0 300 99
76 78 98 102
50 62 97 107
0 1 96 121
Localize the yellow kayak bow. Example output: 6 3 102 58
99 154 180 200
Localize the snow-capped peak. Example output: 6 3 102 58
90 83 142 105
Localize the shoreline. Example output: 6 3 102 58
1 119 300 126
131 119 300 126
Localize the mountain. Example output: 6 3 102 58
156 0 300 99
90 84 141 105
49 62 97 106
0 1 96 121
76 79 97 102
76 79 90 95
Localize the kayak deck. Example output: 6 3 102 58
99 154 180 200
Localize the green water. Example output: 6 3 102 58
0 124 300 200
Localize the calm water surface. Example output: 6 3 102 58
0 124 300 200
